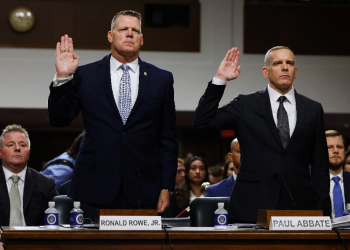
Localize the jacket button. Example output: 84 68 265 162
122 132 126 136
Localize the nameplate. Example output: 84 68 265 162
99 216 162 230
269 216 332 230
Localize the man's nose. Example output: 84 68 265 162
282 63 288 70
126 28 133 37
14 144 20 150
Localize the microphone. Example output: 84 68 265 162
274 173 297 209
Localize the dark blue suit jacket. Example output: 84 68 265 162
0 167 57 226
194 83 331 223
343 171 350 205
205 175 235 197
48 55 178 207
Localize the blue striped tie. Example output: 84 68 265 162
332 176 344 218
118 64 132 125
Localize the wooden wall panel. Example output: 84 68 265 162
244 3 350 55
0 0 200 51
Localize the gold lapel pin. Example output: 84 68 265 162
144 72 147 76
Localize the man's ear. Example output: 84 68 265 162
227 153 233 162
262 67 268 79
107 31 113 43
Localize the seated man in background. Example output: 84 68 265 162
208 166 223 184
0 124 58 226
175 158 186 188
326 130 350 218
41 131 83 189
205 138 240 197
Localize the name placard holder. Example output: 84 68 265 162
96 209 162 231
256 210 323 229
269 216 332 230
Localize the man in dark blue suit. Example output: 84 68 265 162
48 10 178 219
194 47 331 223
205 139 240 197
326 130 350 218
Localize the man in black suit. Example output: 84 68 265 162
0 124 57 226
194 46 331 223
326 130 350 218
48 10 178 219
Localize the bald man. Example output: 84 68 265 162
205 139 240 197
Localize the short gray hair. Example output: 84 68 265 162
0 124 31 148
264 46 295 68
111 10 142 32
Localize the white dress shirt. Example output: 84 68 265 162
189 190 204 203
330 171 346 218
52 56 140 109
3 166 27 226
267 84 297 137
212 77 297 137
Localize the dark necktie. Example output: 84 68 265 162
332 176 344 218
277 96 290 149
118 64 132 125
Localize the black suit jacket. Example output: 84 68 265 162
48 55 178 207
343 171 350 205
194 82 331 223
0 167 58 226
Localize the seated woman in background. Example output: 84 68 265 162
222 159 235 179
162 156 208 217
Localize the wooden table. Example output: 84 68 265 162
1 226 350 250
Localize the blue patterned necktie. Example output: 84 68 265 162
332 176 344 218
118 64 132 125
277 96 290 149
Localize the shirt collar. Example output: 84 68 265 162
2 165 27 182
110 56 139 73
330 170 343 180
267 84 295 105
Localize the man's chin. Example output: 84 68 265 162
329 162 344 172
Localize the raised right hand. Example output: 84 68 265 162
55 34 79 78
216 47 241 82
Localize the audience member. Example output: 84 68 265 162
0 124 58 226
222 160 235 179
208 166 223 184
205 139 241 197
344 150 350 172
162 156 208 217
175 158 186 188
41 131 83 189
326 130 350 218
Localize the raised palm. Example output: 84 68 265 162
55 34 79 78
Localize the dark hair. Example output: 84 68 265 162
175 156 208 208
209 166 223 178
222 159 232 178
66 131 84 159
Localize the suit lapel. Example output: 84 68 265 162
98 54 122 120
286 90 306 149
0 168 10 221
256 87 283 148
130 58 152 114
23 167 35 214
225 175 235 194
